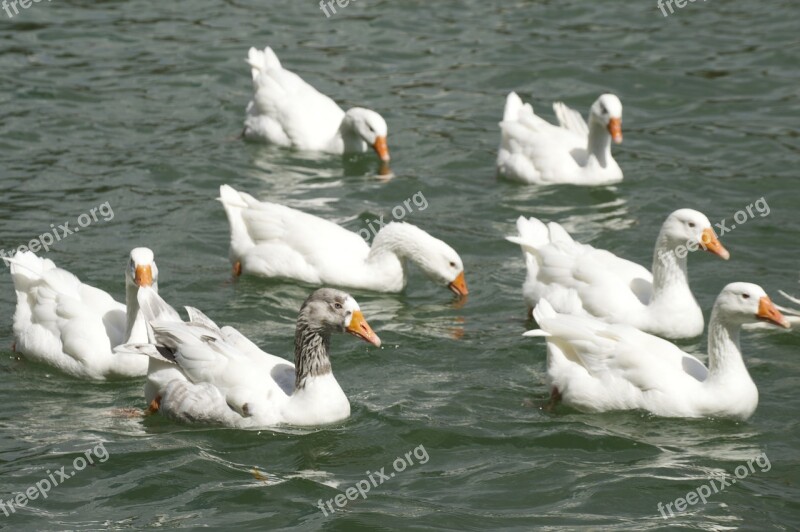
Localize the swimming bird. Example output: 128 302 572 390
527 282 789 420
497 92 623 185
243 46 390 162
8 248 158 379
124 287 380 427
507 209 729 339
219 185 467 296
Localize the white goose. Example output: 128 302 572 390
527 283 790 420
243 46 390 162
507 209 729 339
497 92 623 185
219 185 468 296
123 287 380 428
8 248 157 379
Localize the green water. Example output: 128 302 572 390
1 0 799 529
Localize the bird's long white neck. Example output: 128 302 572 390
650 235 694 305
705 310 749 381
587 117 612 167
335 114 367 154
124 280 155 344
371 222 443 277
369 223 424 260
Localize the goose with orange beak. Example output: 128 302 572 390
121 288 382 428
526 282 787 420
243 46 391 163
7 247 159 379
220 185 467 299
498 92 624 185
508 209 729 339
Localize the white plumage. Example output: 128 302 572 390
497 92 623 185
9 248 157 379
507 209 730 339
243 46 390 161
527 282 790 420
121 287 380 428
219 185 468 296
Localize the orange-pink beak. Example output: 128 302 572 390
700 228 730 260
134 265 153 287
757 296 790 329
373 136 390 162
608 117 623 144
448 271 468 297
346 311 381 347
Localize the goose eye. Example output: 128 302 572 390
449 261 456 268
688 222 696 228
742 294 750 299
334 302 343 310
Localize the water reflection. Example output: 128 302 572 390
243 144 393 198
502 183 636 242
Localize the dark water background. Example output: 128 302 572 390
1 0 799 529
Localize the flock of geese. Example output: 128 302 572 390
7 46 799 428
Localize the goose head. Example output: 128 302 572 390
371 222 468 296
125 247 158 289
714 282 789 329
412 234 468 297
343 107 390 161
660 209 729 260
299 288 381 347
589 94 623 144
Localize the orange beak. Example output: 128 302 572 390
373 136 390 162
700 228 730 260
607 117 622 144
134 265 153 287
346 311 381 347
448 271 468 297
757 296 790 329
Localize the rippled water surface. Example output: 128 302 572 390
1 0 799 529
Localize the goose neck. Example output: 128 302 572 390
294 321 332 390
124 280 152 344
587 118 612 166
369 223 419 260
338 115 366 153
650 235 692 302
706 309 747 379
